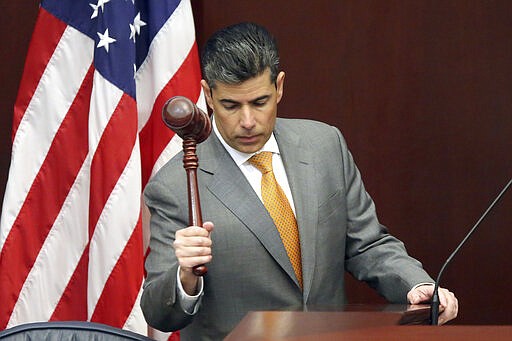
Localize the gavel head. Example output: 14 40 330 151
162 96 212 143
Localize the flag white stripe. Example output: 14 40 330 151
150 135 183 179
86 72 133 317
196 85 208 112
123 282 146 334
88 141 142 320
88 72 124 153
0 26 93 249
8 156 92 327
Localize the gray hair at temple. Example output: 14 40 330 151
201 22 280 89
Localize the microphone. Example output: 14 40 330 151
430 178 512 325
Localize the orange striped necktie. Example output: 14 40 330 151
249 152 303 288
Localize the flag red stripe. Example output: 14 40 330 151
50 245 89 321
169 331 181 341
12 9 67 140
139 43 202 188
0 65 94 329
53 94 138 322
88 94 137 234
91 216 144 327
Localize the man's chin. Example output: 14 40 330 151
234 137 264 153
236 145 262 154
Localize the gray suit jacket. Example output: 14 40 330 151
141 118 433 340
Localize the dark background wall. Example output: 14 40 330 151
2 0 511 325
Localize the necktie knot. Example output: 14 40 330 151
249 151 273 174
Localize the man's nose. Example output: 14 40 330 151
239 105 256 129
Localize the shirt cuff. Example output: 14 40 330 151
411 282 435 291
176 266 204 315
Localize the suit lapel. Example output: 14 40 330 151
198 133 298 286
274 120 318 301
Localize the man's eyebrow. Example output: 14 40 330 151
218 95 271 105
219 99 240 106
251 95 271 103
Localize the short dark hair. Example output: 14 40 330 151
201 22 280 89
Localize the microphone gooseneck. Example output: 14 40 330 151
430 178 512 325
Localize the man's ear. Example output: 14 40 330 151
276 71 285 104
201 80 214 110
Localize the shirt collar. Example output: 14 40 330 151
212 116 280 167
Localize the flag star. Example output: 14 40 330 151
129 13 147 42
129 24 136 43
90 0 110 19
97 0 111 11
97 28 116 52
133 13 147 34
90 3 99 19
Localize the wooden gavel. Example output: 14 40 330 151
162 96 212 276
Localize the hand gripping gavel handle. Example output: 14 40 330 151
162 96 212 276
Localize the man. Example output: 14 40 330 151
141 22 458 340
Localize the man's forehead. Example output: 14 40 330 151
212 72 275 102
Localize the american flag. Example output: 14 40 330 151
0 0 204 337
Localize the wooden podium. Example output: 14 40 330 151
225 305 512 340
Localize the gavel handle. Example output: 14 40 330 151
188 167 207 276
183 138 208 276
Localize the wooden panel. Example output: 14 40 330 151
191 1 512 325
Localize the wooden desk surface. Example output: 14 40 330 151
225 308 512 341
